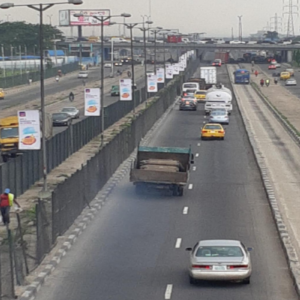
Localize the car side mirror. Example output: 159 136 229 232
186 247 192 251
247 247 253 252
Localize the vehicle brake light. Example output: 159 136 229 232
227 265 248 269
202 130 208 133
218 130 224 133
192 265 211 269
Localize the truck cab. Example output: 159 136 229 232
0 116 19 160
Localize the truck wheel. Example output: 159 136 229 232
2 155 8 162
172 186 179 196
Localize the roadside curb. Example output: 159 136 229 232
226 65 300 296
17 96 179 300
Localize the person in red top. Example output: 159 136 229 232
0 188 20 226
255 70 258 77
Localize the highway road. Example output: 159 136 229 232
32 65 297 300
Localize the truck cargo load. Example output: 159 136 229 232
214 51 229 64
186 78 206 90
130 146 194 196
200 67 217 87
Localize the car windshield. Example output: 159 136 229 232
204 125 222 130
0 127 18 138
62 108 76 112
79 72 87 75
196 246 243 257
53 113 68 120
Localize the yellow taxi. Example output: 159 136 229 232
0 89 5 99
280 71 291 80
201 123 225 140
194 90 207 102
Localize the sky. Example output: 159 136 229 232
0 0 298 38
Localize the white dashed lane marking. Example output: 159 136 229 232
175 238 182 248
183 207 189 214
188 184 193 189
195 153 199 157
165 284 173 299
197 143 201 146
192 166 196 171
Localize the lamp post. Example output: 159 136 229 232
139 20 153 104
92 13 131 143
0 0 83 197
150 27 162 74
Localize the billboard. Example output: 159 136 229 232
84 88 101 116
59 9 111 26
18 110 41 150
147 75 158 92
156 68 165 83
120 79 132 101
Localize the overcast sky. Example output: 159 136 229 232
1 0 297 38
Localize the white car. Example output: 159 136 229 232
104 63 112 68
114 62 123 66
78 71 88 79
285 78 297 86
247 41 257 44
186 239 253 284
196 40 207 44
275 63 281 68
229 40 245 44
61 107 80 119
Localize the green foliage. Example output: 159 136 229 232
293 49 300 67
0 21 64 55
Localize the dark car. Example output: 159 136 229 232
179 97 197 111
52 113 72 126
272 72 281 77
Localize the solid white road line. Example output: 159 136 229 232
195 153 199 157
192 166 196 171
188 184 193 189
183 207 189 214
175 238 182 248
165 284 173 299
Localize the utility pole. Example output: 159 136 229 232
283 0 298 37
270 13 282 32
238 15 243 41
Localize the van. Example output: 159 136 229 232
182 82 200 92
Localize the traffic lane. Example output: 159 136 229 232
52 69 150 134
0 65 131 110
259 64 300 96
33 66 297 300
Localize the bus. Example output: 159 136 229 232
234 69 250 84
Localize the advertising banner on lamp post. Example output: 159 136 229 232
84 88 101 116
18 110 41 150
178 61 185 71
172 64 179 75
156 68 165 83
166 65 173 79
120 79 132 101
147 74 158 92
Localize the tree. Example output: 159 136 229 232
293 49 300 67
0 21 64 55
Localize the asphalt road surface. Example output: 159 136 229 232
32 65 297 300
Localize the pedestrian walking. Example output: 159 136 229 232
0 188 21 226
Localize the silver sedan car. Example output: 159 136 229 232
209 110 229 125
61 107 80 119
285 78 297 86
186 240 252 284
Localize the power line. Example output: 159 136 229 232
283 0 298 37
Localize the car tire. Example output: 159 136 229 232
178 186 184 196
243 277 250 284
189 276 196 285
201 136 205 140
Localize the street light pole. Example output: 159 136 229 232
92 13 131 142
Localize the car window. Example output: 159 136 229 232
62 108 75 112
211 111 226 116
204 125 222 130
196 91 206 95
196 246 243 257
